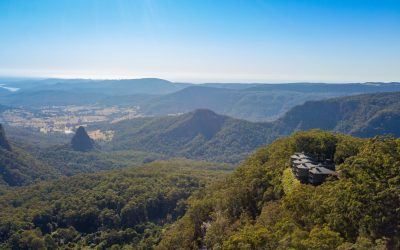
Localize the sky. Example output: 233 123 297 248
0 0 399 83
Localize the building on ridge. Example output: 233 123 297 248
291 152 337 185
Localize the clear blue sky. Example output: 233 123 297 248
0 0 399 82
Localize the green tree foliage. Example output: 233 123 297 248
0 160 230 249
106 109 273 163
0 146 57 186
158 130 400 249
0 125 59 186
9 229 47 250
36 146 166 176
291 130 338 161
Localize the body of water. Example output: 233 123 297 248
0 84 20 92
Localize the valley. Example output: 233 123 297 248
0 105 141 135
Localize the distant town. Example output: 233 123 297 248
0 105 142 140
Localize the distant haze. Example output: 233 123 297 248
0 0 399 83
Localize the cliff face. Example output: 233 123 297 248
0 124 12 151
71 126 94 152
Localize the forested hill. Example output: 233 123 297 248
107 109 273 163
0 125 58 186
139 85 346 122
0 146 58 186
273 91 400 137
159 130 400 249
106 92 400 163
139 83 400 121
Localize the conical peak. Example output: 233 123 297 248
71 126 94 151
0 124 12 151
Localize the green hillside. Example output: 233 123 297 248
274 91 400 137
0 160 231 249
103 92 400 164
0 126 160 185
106 109 273 163
140 86 346 122
0 147 58 186
36 147 166 176
158 130 400 250
0 125 58 186
2 126 166 178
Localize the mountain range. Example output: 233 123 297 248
1 89 400 185
2 78 400 121
140 82 400 121
101 91 400 162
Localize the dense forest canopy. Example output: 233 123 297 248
0 146 58 187
158 130 400 250
36 147 166 176
0 124 170 183
105 109 273 163
0 160 231 249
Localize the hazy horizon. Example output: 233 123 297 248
1 75 399 85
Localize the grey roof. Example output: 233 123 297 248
309 166 335 175
296 164 309 169
293 159 315 165
291 152 337 184
302 162 319 168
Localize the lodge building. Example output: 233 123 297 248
291 153 337 185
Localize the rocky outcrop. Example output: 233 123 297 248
71 126 94 152
0 124 12 151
